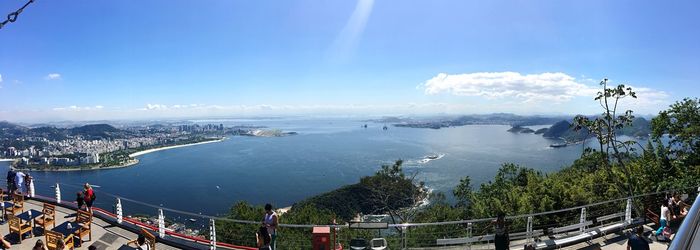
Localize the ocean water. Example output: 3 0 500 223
0 118 609 218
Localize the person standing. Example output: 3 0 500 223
655 200 670 236
6 169 16 194
493 212 510 250
76 192 85 211
263 204 278 250
256 226 272 250
83 183 95 213
14 171 26 195
627 226 650 250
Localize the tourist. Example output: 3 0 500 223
133 234 150 250
14 171 26 195
627 226 649 250
256 226 272 250
493 212 509 250
655 199 670 236
24 173 32 197
5 169 15 194
670 193 688 218
33 239 48 250
76 192 85 211
55 239 66 250
262 203 278 250
88 246 97 250
1 237 11 250
84 183 95 213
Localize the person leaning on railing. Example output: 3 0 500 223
262 204 278 250
493 212 510 250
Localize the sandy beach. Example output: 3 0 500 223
129 138 225 158
0 159 14 162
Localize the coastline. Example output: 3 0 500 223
129 138 225 158
13 159 139 172
10 138 225 172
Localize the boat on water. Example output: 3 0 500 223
549 143 567 148
382 125 388 130
425 154 439 160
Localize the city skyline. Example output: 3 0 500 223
1 0 699 122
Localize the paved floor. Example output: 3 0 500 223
1 199 179 250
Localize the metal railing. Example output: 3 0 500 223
8 178 699 249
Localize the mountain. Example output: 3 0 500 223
0 121 29 137
618 117 651 137
69 124 122 139
29 126 68 141
542 120 572 138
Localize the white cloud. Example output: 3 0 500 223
0 74 3 83
45 73 62 80
423 72 599 103
52 105 104 111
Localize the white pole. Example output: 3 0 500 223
579 207 587 233
210 219 217 250
29 179 35 198
116 198 123 224
55 183 61 204
625 198 632 225
158 209 165 238
526 216 533 244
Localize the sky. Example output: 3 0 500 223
0 0 698 122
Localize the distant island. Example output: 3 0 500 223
0 121 296 171
370 113 569 129
506 117 652 146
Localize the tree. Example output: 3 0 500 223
572 78 639 200
651 98 700 166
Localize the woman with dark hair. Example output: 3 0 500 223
493 212 509 250
262 203 278 249
256 226 272 250
76 192 85 211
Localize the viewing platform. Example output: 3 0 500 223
0 181 695 249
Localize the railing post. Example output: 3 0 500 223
526 216 533 244
158 209 165 238
209 218 216 250
580 207 587 233
401 225 407 250
116 198 123 224
29 179 35 198
466 222 472 249
55 183 61 204
625 198 632 225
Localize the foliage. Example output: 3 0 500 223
652 98 700 166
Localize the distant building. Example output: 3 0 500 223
7 147 17 157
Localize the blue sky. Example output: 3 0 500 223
0 0 698 122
